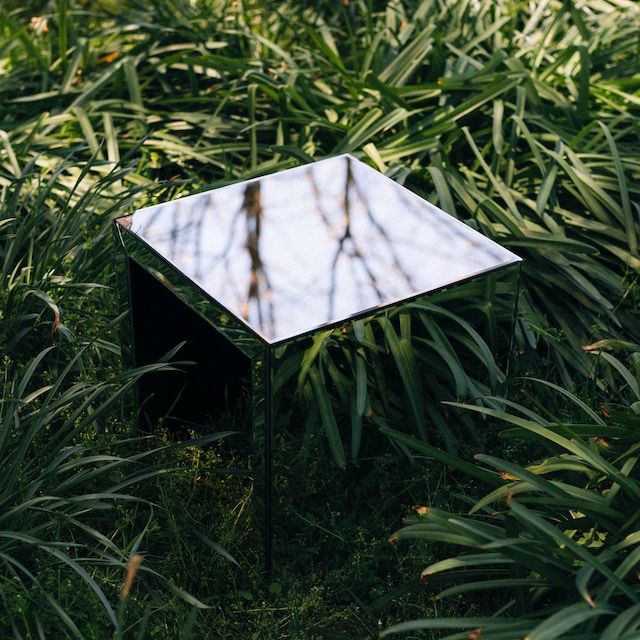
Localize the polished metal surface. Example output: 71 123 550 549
117 154 520 344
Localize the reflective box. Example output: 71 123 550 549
113 154 521 570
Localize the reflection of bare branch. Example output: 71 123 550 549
325 158 426 319
308 167 335 230
327 160 384 319
242 182 274 334
192 206 205 281
349 170 417 293
212 192 245 304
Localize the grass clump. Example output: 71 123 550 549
1 0 640 637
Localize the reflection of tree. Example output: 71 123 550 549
241 182 274 336
325 161 382 319
324 158 418 319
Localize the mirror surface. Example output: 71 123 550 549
119 155 520 343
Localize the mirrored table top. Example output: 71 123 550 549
116 154 521 344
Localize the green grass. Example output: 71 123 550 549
1 0 640 637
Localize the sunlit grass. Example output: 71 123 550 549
1 0 639 636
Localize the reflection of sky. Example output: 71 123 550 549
127 155 520 343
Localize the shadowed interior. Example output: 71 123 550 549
127 258 252 434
